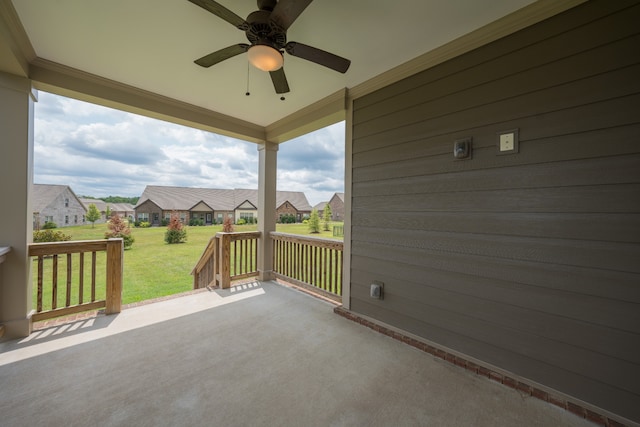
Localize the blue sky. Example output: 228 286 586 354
34 91 344 206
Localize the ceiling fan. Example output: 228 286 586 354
188 0 351 94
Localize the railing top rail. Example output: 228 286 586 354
270 232 343 250
215 231 261 241
191 235 218 275
28 239 123 257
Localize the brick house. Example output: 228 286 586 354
134 186 311 225
313 193 345 222
32 184 86 228
79 198 135 224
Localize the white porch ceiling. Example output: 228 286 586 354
2 0 573 141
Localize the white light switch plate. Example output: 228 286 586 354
497 129 519 154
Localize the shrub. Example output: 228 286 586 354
222 216 234 233
236 218 246 225
137 221 151 228
42 221 57 229
189 218 204 226
161 219 169 227
165 212 187 244
33 229 71 243
278 213 296 224
105 213 134 250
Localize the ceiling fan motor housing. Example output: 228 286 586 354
245 10 286 49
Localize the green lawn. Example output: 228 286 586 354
33 222 343 309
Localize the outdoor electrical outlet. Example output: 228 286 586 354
454 137 472 159
370 281 384 300
497 129 519 154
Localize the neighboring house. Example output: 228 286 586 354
328 193 344 221
313 193 344 222
32 184 87 228
80 198 135 224
312 201 326 213
134 186 312 226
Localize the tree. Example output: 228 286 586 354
308 209 320 234
322 204 332 231
86 203 101 228
165 211 187 244
105 212 134 249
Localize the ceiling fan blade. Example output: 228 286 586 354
269 68 290 94
285 42 351 73
194 44 250 68
269 0 313 31
188 0 249 30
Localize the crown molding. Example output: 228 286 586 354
0 0 36 76
265 88 347 143
29 58 266 143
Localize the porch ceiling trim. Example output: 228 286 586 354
0 0 34 77
265 89 347 143
29 58 266 144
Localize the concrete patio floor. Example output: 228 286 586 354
0 281 595 427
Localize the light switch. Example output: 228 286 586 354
497 129 519 154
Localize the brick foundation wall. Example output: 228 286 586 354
334 306 631 427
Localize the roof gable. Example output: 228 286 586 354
135 185 312 212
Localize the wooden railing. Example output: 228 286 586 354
271 232 343 302
29 239 123 322
192 232 260 289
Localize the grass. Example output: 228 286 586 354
33 221 343 309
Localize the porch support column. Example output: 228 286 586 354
257 141 278 281
0 72 36 338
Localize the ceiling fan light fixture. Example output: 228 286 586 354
247 45 283 72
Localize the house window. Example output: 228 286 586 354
45 216 53 223
65 215 69 224
180 213 186 223
137 213 149 222
74 215 78 224
240 212 254 220
217 213 223 221
82 215 86 223
64 198 69 207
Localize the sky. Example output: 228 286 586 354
34 91 345 207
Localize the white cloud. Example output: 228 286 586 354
34 92 344 205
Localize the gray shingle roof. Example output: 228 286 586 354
135 186 312 212
80 199 134 213
32 184 85 213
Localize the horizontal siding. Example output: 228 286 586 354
349 0 640 423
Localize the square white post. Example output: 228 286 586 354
257 141 278 281
0 73 36 338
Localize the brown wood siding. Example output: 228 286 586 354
349 0 640 422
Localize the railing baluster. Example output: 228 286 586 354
66 253 72 307
91 251 97 302
37 256 43 312
79 252 84 304
52 254 58 310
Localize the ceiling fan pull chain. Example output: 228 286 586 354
245 61 251 96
